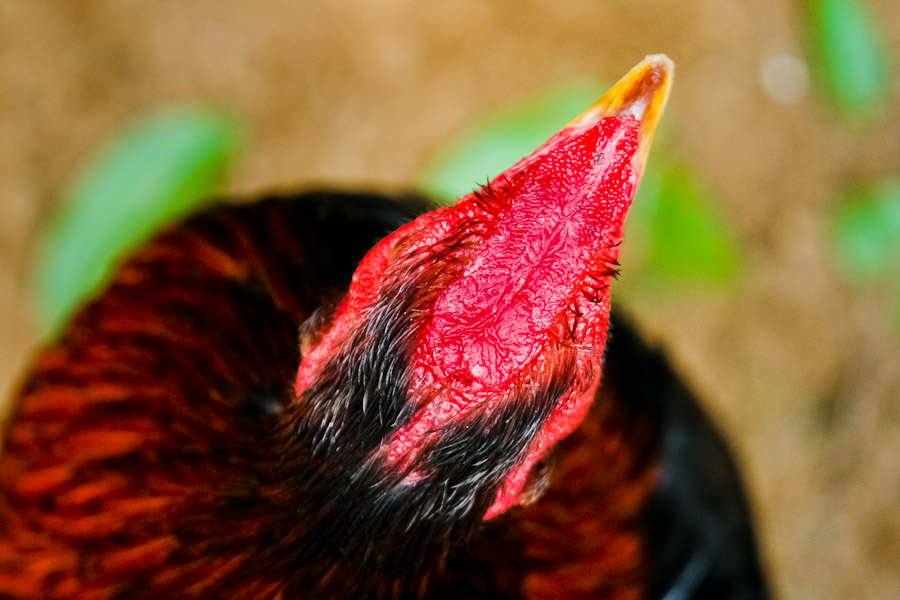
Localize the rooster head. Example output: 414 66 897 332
291 56 672 537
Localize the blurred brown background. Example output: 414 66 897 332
2 1 899 598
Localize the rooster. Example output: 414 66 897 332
0 56 767 599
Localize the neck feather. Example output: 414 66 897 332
272 266 571 596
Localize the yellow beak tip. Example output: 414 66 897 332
566 54 674 175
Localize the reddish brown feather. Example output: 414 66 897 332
449 373 660 600
0 201 314 598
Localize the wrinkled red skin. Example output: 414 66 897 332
296 116 640 517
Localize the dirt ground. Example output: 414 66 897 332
2 1 900 598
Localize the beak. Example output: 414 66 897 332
566 54 673 181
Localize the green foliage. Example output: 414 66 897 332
34 108 241 337
831 178 900 334
627 163 742 285
808 0 889 117
831 179 900 282
422 83 603 201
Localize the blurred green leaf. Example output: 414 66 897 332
892 290 900 334
808 0 889 116
34 107 242 337
628 164 742 285
831 179 900 282
421 83 604 201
